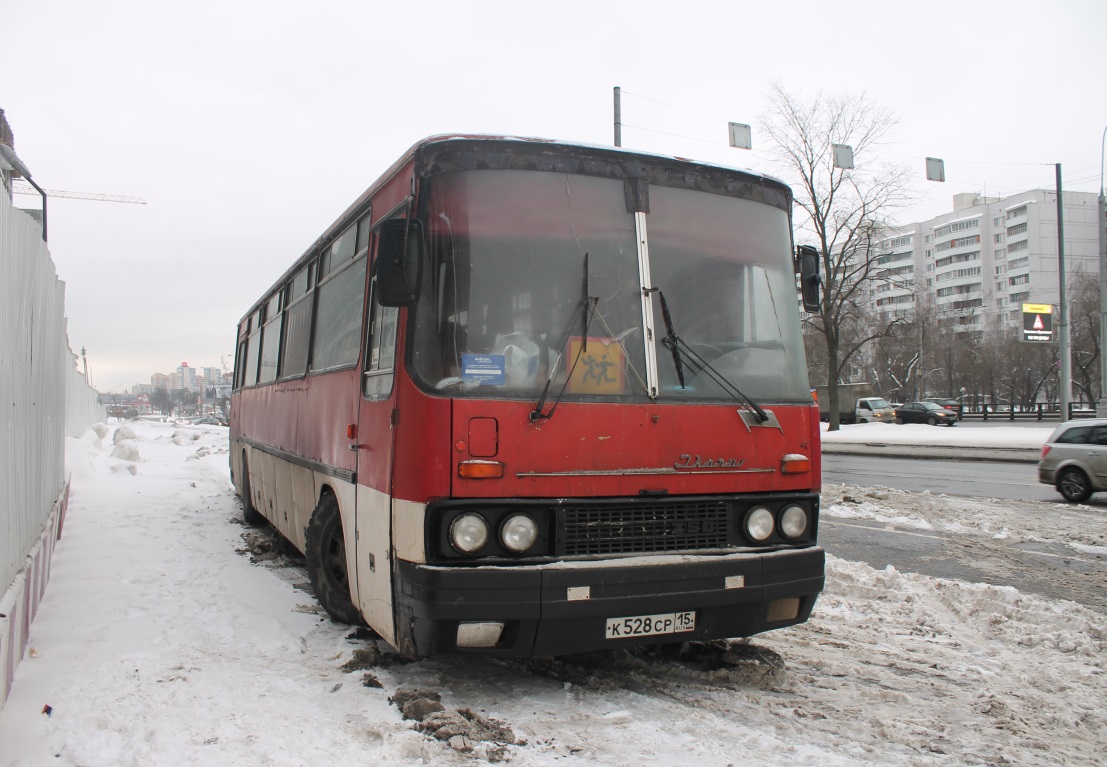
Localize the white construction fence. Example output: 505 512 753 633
0 181 104 710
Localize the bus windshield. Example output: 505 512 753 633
410 168 810 402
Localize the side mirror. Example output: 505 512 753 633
796 244 821 313
376 219 423 307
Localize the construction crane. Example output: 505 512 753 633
12 182 146 205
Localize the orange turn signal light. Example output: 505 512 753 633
346 423 357 440
780 454 811 474
457 460 505 479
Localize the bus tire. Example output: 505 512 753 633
305 493 362 624
240 454 266 527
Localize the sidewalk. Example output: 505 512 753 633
819 422 1053 464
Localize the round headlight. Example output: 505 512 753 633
745 506 775 542
779 504 808 539
450 513 489 554
500 514 538 553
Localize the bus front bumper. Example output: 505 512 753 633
392 546 824 658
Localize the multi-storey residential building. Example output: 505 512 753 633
202 367 221 390
176 362 198 391
871 189 1101 334
150 373 173 391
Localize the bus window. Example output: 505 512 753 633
243 309 262 387
280 263 314 379
363 278 399 398
356 211 373 255
310 254 367 372
411 170 644 396
258 293 282 384
645 185 808 401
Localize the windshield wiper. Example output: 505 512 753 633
531 253 596 422
657 290 686 389
657 289 769 422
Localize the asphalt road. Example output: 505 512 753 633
823 453 1056 502
820 516 1106 614
820 451 1106 614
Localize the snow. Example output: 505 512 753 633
819 420 1054 449
0 419 1103 766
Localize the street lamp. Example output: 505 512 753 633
0 143 46 241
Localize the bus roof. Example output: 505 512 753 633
239 134 793 326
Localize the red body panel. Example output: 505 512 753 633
388 393 820 502
233 371 360 474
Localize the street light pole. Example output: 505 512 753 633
1098 126 1107 416
1056 164 1072 420
613 86 621 148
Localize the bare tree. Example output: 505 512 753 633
759 83 913 429
1069 271 1102 406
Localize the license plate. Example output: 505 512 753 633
605 611 696 640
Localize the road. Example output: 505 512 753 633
819 451 1107 614
823 453 1056 501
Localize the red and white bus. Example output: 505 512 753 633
230 135 824 658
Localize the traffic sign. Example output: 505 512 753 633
1022 303 1053 342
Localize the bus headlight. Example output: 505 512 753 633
449 513 489 554
500 513 538 553
779 504 808 539
745 506 775 542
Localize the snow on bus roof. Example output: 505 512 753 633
416 133 782 184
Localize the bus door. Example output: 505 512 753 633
354 275 401 643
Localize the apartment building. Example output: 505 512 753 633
871 189 1101 333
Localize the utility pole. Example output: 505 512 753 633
1098 127 1107 416
1056 164 1072 420
613 86 622 147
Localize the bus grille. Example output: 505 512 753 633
558 501 731 556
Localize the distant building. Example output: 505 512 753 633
869 189 1100 334
176 362 198 391
151 373 173 391
202 367 221 386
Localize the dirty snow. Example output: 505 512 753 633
820 420 1053 449
0 419 1103 766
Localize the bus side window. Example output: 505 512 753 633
364 278 399 399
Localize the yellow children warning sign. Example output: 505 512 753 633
565 337 627 394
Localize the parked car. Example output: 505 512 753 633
923 397 962 416
894 401 958 426
1037 418 1107 502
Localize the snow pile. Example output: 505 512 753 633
0 420 1103 766
820 421 1053 449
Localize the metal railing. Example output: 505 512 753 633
958 403 1096 421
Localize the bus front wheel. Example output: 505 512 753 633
305 494 362 624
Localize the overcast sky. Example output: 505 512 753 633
4 0 1104 391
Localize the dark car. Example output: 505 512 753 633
894 401 958 426
924 397 962 415
925 398 960 416
1037 418 1107 502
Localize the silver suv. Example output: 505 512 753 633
1037 419 1107 502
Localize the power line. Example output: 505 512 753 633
12 183 146 205
621 123 729 147
619 90 731 124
